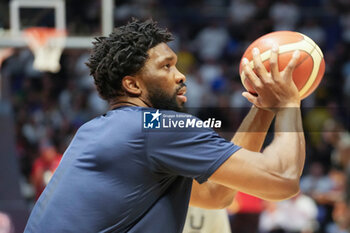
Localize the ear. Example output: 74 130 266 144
121 75 142 96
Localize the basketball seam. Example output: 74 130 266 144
299 37 323 98
295 46 315 69
301 33 324 58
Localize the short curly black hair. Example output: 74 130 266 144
86 19 173 102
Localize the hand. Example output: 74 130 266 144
241 44 301 111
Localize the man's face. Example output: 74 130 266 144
139 43 187 111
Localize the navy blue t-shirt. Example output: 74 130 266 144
24 107 240 233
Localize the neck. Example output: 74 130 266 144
109 97 152 110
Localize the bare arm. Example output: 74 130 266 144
189 107 275 208
210 107 305 200
232 106 274 150
210 45 306 201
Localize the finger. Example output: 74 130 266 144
242 91 258 106
252 47 268 82
270 43 280 81
284 50 300 81
242 58 262 91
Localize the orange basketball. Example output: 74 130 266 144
239 31 325 99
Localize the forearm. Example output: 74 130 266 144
232 106 274 152
215 107 274 197
210 107 305 201
195 106 274 205
220 106 274 196
262 107 305 179
190 107 276 207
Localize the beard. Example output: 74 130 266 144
147 83 186 112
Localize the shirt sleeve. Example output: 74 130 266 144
145 125 241 184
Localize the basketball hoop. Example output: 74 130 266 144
23 27 66 73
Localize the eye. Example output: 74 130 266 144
163 64 171 69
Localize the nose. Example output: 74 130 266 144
175 67 186 84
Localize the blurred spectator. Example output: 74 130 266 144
340 12 350 43
176 45 196 75
229 0 257 24
322 118 350 232
229 81 251 108
183 72 206 109
228 192 263 233
0 212 14 233
183 207 231 233
341 58 350 105
30 144 62 199
269 0 300 31
301 161 346 231
87 88 108 116
326 201 350 233
322 119 350 170
74 52 95 90
301 162 334 196
259 193 318 233
114 1 153 23
314 168 345 205
298 18 326 48
193 22 229 61
198 60 223 88
303 104 332 150
58 79 77 120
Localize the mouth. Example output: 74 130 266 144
176 87 187 103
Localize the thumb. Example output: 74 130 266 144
242 92 258 106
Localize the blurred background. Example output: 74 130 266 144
0 0 350 232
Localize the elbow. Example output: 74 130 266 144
210 184 236 209
259 175 300 201
273 178 300 201
283 179 300 199
217 193 235 209
210 190 236 209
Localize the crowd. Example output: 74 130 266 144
1 0 350 232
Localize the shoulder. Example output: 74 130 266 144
78 106 144 132
67 107 146 151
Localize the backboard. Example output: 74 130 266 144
0 0 115 49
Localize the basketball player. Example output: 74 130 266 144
183 207 232 233
24 19 305 233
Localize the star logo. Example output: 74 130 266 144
150 109 162 122
143 109 162 129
